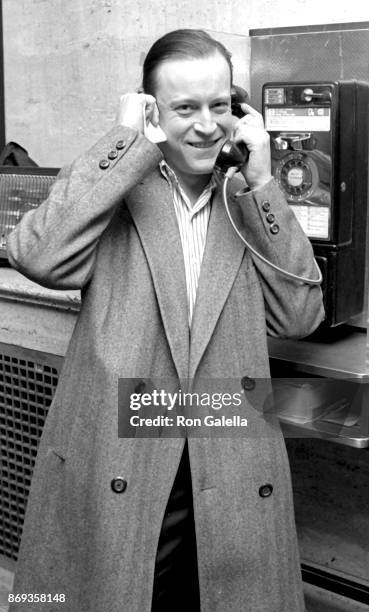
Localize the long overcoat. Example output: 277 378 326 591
7 125 324 612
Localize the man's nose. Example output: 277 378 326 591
193 109 217 135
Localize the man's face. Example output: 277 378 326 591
154 53 233 183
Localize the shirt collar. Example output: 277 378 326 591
159 160 218 214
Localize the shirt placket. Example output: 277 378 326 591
159 162 214 326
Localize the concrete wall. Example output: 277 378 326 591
246 0 369 30
2 0 368 167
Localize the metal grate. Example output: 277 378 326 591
0 167 59 258
0 344 62 560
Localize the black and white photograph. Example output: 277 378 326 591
0 1 369 611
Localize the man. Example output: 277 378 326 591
8 29 324 612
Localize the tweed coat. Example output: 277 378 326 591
7 125 324 612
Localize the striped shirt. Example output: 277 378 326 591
160 161 217 326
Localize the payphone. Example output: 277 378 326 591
262 81 369 327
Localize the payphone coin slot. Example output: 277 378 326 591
301 88 332 103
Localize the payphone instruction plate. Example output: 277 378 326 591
265 107 331 132
289 204 329 239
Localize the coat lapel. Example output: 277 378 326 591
189 185 246 379
125 169 246 381
125 169 190 380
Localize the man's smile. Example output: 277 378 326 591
188 137 222 149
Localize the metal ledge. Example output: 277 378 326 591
0 267 80 312
268 331 369 381
302 562 369 606
281 420 369 448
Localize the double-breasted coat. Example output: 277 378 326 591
7 125 324 612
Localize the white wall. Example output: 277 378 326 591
2 0 368 166
245 0 369 29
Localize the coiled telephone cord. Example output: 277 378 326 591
222 167 323 286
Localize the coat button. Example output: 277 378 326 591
262 201 271 212
134 381 146 393
116 140 126 150
111 477 127 494
270 224 280 235
259 483 273 498
241 376 256 391
99 159 110 169
108 150 118 160
266 213 275 224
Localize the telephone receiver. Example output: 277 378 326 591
215 85 250 173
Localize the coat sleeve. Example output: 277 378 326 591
6 125 163 290
231 178 325 338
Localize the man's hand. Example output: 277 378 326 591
232 103 273 190
116 93 159 132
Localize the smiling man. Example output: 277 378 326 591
7 29 324 612
151 53 233 196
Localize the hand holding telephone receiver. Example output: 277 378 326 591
220 84 322 287
215 85 250 173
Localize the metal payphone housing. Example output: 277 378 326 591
263 80 369 327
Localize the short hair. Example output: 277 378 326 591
142 29 233 95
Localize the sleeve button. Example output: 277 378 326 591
270 224 280 235
116 140 126 150
99 159 110 170
266 213 275 224
108 150 118 160
262 201 271 212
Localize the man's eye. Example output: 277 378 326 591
176 105 195 115
212 102 231 114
